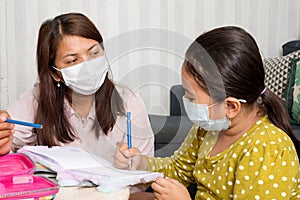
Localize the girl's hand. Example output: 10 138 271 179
152 177 191 200
0 110 14 155
114 143 142 170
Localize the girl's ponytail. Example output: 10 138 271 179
261 88 300 157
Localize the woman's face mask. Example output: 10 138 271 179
182 96 230 131
52 55 109 95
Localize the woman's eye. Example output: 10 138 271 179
66 58 78 64
90 51 99 56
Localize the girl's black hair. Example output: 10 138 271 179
185 26 300 156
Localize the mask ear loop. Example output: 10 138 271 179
238 99 247 103
52 65 61 71
207 101 222 120
207 101 226 121
51 66 66 88
211 98 247 109
207 102 219 108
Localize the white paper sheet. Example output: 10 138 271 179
20 146 104 169
18 146 164 192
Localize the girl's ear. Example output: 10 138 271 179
225 97 242 119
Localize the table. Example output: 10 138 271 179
33 163 130 199
55 186 130 200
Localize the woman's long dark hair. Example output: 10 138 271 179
35 13 124 146
185 26 300 156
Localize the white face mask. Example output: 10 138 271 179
53 55 109 95
182 96 230 131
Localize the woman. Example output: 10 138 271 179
6 13 154 168
0 110 14 155
115 26 300 199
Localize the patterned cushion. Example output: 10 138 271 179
285 58 300 124
264 50 300 100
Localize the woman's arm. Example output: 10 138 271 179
8 87 38 150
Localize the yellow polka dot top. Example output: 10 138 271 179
147 116 300 199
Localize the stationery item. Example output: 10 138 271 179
126 112 132 169
18 146 163 193
5 119 43 129
0 153 59 199
34 163 57 181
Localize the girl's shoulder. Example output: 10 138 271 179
240 116 297 157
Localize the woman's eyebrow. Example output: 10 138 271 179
62 53 77 59
88 44 100 51
62 44 100 59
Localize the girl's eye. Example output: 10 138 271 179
185 96 194 102
189 98 195 102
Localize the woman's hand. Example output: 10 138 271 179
114 143 147 170
0 110 14 155
152 177 191 200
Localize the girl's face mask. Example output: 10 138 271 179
182 96 230 131
52 55 109 95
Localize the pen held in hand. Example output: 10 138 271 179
5 119 43 129
127 112 132 169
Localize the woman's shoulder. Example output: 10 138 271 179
15 82 40 101
8 83 40 114
114 83 143 105
114 83 134 96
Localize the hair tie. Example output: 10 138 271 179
260 87 267 95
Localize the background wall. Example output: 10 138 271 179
1 0 299 115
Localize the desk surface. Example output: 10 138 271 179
34 163 130 200
3 153 130 199
55 186 130 200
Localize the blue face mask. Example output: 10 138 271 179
182 97 230 131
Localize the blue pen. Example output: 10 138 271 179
127 112 132 169
6 119 43 129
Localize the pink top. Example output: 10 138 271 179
8 83 154 164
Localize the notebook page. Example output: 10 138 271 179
21 146 103 169
19 146 164 191
75 166 158 177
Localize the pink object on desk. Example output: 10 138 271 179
0 183 5 194
0 153 59 199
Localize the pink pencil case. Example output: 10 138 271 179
0 153 59 199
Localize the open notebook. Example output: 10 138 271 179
18 146 163 192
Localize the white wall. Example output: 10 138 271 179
1 0 300 115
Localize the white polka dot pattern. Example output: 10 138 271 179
147 116 300 199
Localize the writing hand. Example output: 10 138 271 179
114 143 141 170
0 110 14 155
152 177 191 200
